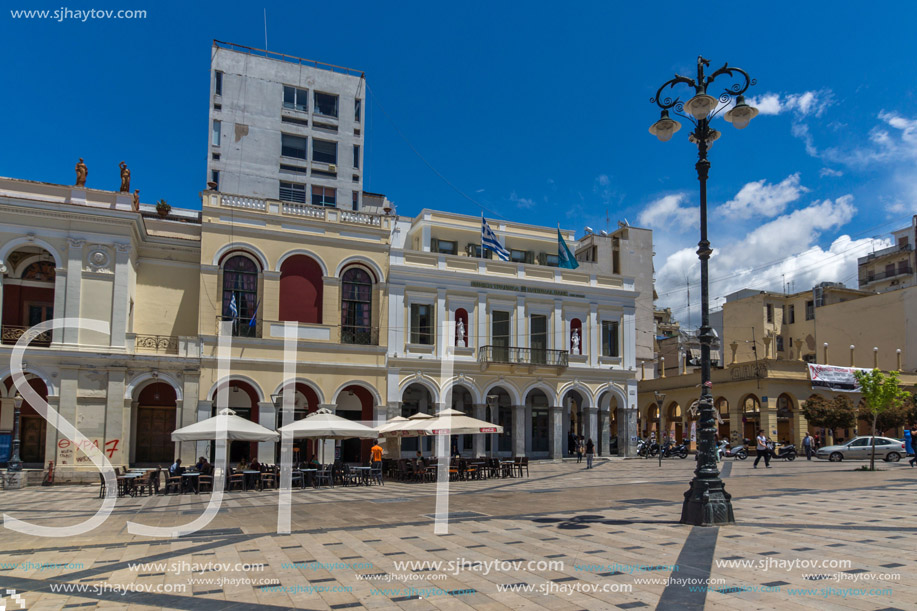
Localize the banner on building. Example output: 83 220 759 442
806 363 870 392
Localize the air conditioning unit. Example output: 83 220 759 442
328 164 337 172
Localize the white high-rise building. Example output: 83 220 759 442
207 40 367 211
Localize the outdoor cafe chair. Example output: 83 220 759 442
98 472 108 498
314 465 333 488
290 469 304 489
260 467 277 490
165 472 182 495
227 470 245 491
133 471 155 496
198 467 214 493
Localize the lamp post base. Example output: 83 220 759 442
680 476 734 526
3 472 27 490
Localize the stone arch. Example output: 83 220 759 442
212 242 269 269
270 379 325 406
558 381 594 408
207 375 265 403
482 380 521 406
520 381 558 407
275 249 328 275
0 367 57 398
332 381 382 406
441 377 482 405
125 372 184 402
335 256 385 283
0 237 63 268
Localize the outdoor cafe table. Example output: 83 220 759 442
242 470 261 491
117 473 143 497
352 466 372 485
298 468 317 488
182 471 201 494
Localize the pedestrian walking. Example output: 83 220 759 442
753 429 771 469
909 425 917 467
576 435 584 463
803 432 813 460
585 438 595 469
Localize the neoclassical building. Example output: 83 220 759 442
0 176 649 482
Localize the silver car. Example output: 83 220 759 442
815 436 908 462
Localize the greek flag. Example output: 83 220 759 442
228 293 238 318
249 298 260 328
481 215 510 261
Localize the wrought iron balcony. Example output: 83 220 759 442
478 345 568 367
860 266 914 285
216 316 262 338
341 325 379 346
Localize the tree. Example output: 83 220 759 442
853 369 912 470
858 399 910 436
801 395 857 439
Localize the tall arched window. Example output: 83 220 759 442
341 267 374 344
222 255 260 337
454 308 469 347
279 255 323 324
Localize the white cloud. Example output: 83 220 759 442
654 195 874 327
819 167 843 178
509 191 535 209
719 173 808 219
637 194 697 231
746 90 833 118
813 111 917 167
887 201 907 215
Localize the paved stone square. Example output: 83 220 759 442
0 458 914 610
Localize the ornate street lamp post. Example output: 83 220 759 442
653 391 665 468
649 56 758 526
9 392 23 472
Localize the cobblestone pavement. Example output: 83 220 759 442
0 457 914 610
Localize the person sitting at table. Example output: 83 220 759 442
169 458 184 477
414 450 423 467
249 459 261 471
308 454 320 468
195 456 210 472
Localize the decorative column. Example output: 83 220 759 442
0 260 5 331
109 243 131 347
588 303 599 367
549 405 563 460
436 289 447 359
849 345 855 367
585 406 598 448
730 341 739 365
473 404 486 457
598 407 610 457
55 368 79 471
258 401 277 463
759 396 778 442
107 368 127 468
63 239 84 344
513 405 525 457
385 401 401 458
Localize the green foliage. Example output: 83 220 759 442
801 394 857 431
852 369 912 471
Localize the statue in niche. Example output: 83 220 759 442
456 319 466 347
75 158 87 187
571 328 581 354
119 161 130 193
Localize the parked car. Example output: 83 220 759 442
815 436 907 462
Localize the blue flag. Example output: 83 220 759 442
558 228 579 269
249 298 261 327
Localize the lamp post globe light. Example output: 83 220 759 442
649 56 758 526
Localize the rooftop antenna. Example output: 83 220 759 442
605 209 610 233
263 8 268 49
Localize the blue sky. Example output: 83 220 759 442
2 1 916 327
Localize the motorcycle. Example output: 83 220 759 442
767 441 797 461
662 440 689 459
636 439 649 457
718 441 748 460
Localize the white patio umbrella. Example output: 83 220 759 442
171 408 279 442
400 408 503 436
376 412 434 438
277 407 378 463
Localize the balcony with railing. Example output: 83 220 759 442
132 334 179 354
478 345 568 368
859 266 915 286
1 325 52 347
213 317 380 346
206 191 392 231
859 242 913 262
